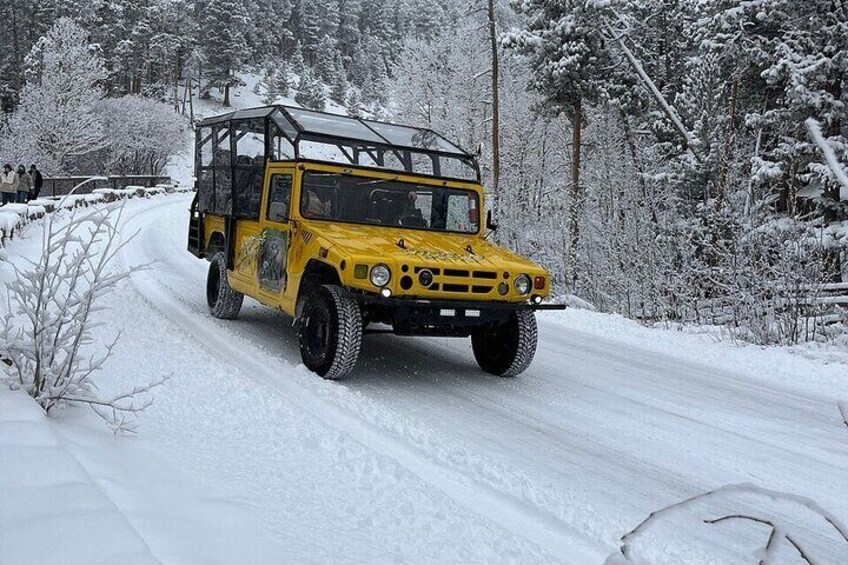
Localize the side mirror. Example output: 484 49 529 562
486 209 498 232
268 201 289 222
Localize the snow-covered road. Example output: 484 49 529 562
77 195 848 563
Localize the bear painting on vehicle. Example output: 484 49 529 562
187 105 563 379
258 229 288 293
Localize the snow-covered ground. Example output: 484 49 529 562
3 195 847 564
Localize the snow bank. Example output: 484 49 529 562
0 386 287 565
544 306 848 394
0 389 160 565
0 184 192 246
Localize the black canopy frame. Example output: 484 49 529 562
195 105 479 220
197 104 479 178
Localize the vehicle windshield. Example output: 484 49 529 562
300 172 480 234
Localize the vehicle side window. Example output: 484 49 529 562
445 192 478 233
267 174 293 222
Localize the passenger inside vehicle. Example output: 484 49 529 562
302 186 333 218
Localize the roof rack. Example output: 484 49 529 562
197 105 479 181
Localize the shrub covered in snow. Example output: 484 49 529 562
96 96 188 176
1 204 167 431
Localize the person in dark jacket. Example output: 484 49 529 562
28 164 43 201
16 165 31 203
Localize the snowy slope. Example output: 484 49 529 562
3 197 848 562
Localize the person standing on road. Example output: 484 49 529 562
16 165 31 203
28 164 43 201
0 164 19 205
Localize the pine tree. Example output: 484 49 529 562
201 0 250 106
301 0 339 65
315 36 338 83
261 67 281 104
503 0 614 288
295 67 326 110
290 41 306 74
361 63 388 107
347 41 370 87
346 88 362 117
329 53 348 104
260 63 292 104
245 0 293 59
277 68 292 98
337 0 362 61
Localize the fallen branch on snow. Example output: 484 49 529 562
607 483 848 564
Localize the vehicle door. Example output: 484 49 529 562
256 168 296 299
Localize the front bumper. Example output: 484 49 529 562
345 289 565 336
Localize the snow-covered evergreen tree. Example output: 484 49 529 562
330 53 349 104
361 52 389 108
337 0 362 61
503 0 614 287
201 0 250 106
346 88 363 117
295 67 326 110
290 41 306 74
300 0 339 65
260 65 291 104
315 36 339 84
4 18 107 173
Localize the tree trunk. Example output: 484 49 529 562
173 55 180 113
188 77 195 122
568 99 583 289
487 0 501 216
11 7 21 95
223 83 231 107
717 79 738 208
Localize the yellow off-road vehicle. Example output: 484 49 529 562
188 105 562 379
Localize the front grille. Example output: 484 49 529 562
473 271 497 279
410 265 499 294
444 269 469 277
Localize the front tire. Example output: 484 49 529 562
298 285 363 380
206 251 244 319
472 311 538 377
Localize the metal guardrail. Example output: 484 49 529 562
41 175 172 197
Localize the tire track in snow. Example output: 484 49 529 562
116 197 848 563
118 196 607 563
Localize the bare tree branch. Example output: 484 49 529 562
612 483 848 563
1 203 167 431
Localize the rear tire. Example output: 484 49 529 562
472 311 538 377
298 285 362 380
206 251 244 319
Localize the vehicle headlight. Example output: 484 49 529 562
514 274 531 295
370 264 391 287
